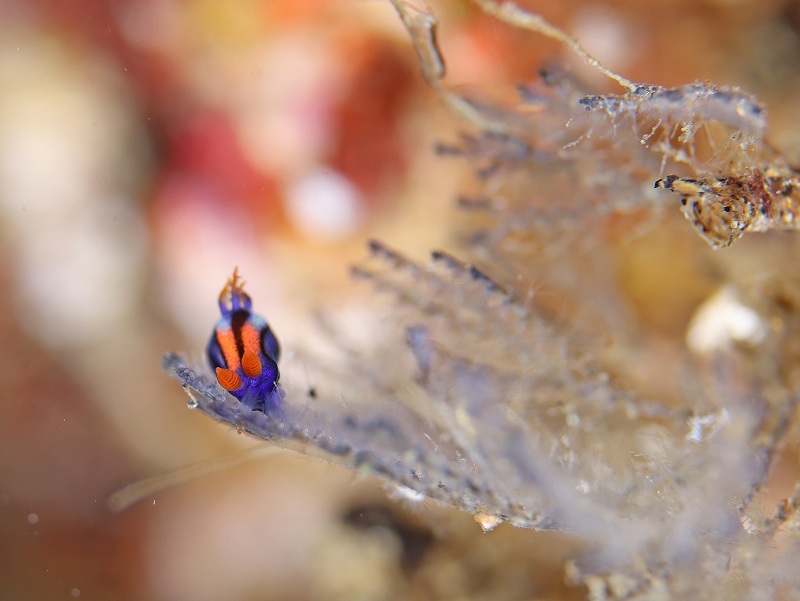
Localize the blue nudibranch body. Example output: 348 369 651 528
206 268 281 413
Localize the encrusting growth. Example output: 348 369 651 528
656 167 800 248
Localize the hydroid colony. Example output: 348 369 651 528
165 1 800 598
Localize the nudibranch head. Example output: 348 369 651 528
207 268 282 412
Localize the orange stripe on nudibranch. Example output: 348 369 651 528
215 328 241 371
241 350 263 378
216 367 242 391
239 322 262 357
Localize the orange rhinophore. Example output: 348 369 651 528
215 367 243 392
241 350 263 378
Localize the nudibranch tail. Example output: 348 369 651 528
206 268 282 413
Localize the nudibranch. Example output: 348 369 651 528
206 268 282 413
